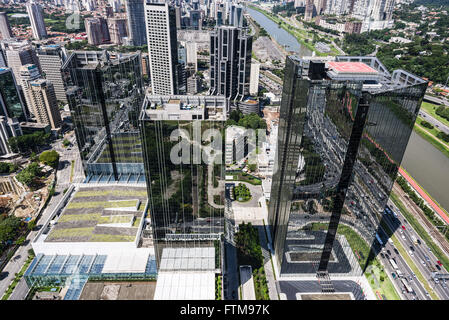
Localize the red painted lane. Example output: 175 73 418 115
398 167 449 225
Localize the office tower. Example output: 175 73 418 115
26 79 62 129
0 12 13 40
62 50 144 181
125 0 147 46
4 42 40 84
186 42 197 70
108 17 128 45
145 2 180 95
210 26 252 104
85 17 110 45
19 64 41 118
249 62 260 96
268 56 427 280
0 67 27 121
304 0 315 21
26 1 47 40
324 0 351 15
139 94 227 267
37 45 68 103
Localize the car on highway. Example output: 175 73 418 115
401 225 406 230
436 264 441 271
425 256 430 262
391 272 397 279
387 249 391 255
380 252 385 258
410 246 415 251
417 239 421 245
412 272 416 278
420 259 426 266
401 235 406 240
408 250 414 257
394 248 399 255
437 260 442 266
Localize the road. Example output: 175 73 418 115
419 110 449 135
424 95 449 107
0 133 84 299
384 201 449 300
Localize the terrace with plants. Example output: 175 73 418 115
44 186 148 243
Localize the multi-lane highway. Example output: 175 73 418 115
385 201 449 300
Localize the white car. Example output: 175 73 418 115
402 235 406 240
408 250 414 257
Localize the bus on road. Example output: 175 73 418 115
389 258 399 270
401 278 413 293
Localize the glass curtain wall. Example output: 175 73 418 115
141 118 225 266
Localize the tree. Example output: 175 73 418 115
16 162 42 188
0 216 22 252
62 138 70 147
8 132 51 154
0 162 18 174
247 163 257 172
39 150 60 169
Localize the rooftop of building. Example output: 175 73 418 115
41 185 147 243
291 55 427 93
141 94 227 121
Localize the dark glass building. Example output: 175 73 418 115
62 50 145 182
139 95 227 266
0 67 27 122
268 56 427 279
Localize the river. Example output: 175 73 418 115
246 6 313 57
246 5 449 212
402 132 449 212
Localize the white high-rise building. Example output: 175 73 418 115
249 62 260 96
27 79 62 129
26 0 47 40
145 2 179 95
185 42 197 71
0 12 13 40
19 64 41 115
4 42 41 86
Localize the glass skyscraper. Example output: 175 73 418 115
0 67 27 122
139 95 227 267
62 51 145 182
268 56 427 279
